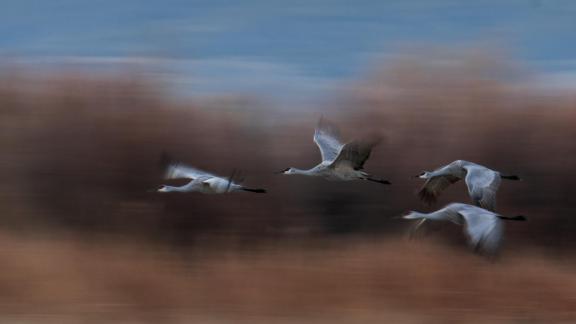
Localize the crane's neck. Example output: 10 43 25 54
405 211 427 219
421 210 448 221
161 185 188 193
406 210 457 222
289 167 317 176
429 166 465 178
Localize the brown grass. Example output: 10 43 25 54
0 232 572 323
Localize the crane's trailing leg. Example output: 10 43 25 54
366 177 391 185
409 219 427 239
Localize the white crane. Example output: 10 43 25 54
403 203 526 255
279 117 390 184
157 162 266 194
416 160 520 211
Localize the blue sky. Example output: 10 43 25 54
2 0 576 101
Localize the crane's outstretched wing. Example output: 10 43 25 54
313 117 344 163
331 135 382 170
164 162 216 180
457 205 504 255
464 166 501 212
418 162 464 205
418 175 460 205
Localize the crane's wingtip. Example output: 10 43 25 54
417 188 437 205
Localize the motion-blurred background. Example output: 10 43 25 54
0 1 575 323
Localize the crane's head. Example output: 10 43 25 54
415 171 431 179
157 185 172 193
402 211 423 219
276 167 296 175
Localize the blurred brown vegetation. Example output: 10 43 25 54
0 52 575 322
0 233 573 323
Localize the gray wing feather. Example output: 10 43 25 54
313 118 344 163
418 175 461 205
418 162 465 204
164 163 216 180
457 206 504 255
331 136 381 170
465 166 501 212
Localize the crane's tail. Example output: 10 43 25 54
501 174 521 180
497 215 527 221
241 187 267 193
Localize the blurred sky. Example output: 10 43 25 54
1 0 576 101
